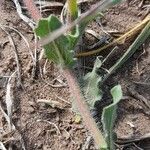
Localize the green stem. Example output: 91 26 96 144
67 0 78 34
67 0 78 21
63 68 107 149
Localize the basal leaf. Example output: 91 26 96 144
102 85 122 150
83 57 103 108
111 85 122 103
67 26 80 49
34 15 75 68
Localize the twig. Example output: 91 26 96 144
41 61 67 87
138 0 145 8
102 46 119 64
20 136 26 150
12 0 35 29
34 34 38 66
35 1 63 8
82 136 93 150
77 0 93 4
133 81 150 86
41 78 67 88
60 2 67 24
127 86 150 109
117 133 150 144
0 105 15 130
36 119 61 135
43 59 48 75
1 92 15 150
133 143 144 150
38 49 44 61
39 65 67 88
0 75 16 78
32 33 38 79
55 94 71 105
37 99 64 109
136 44 146 75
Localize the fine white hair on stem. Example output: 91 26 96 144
12 0 35 29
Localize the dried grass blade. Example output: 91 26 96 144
0 142 7 150
104 20 150 81
12 0 35 29
5 72 16 131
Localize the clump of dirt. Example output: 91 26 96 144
0 0 150 150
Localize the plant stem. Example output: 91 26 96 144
67 0 78 34
23 0 42 21
63 68 107 149
23 0 107 148
40 0 124 46
67 0 78 22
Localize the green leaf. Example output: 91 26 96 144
83 57 103 108
39 0 123 46
67 26 80 49
34 15 75 68
102 85 122 150
112 0 122 4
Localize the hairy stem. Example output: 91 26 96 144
23 0 107 148
23 0 42 21
63 68 107 149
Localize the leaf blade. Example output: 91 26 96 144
102 85 122 149
83 57 103 108
34 15 75 68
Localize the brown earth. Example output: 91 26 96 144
0 0 150 150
